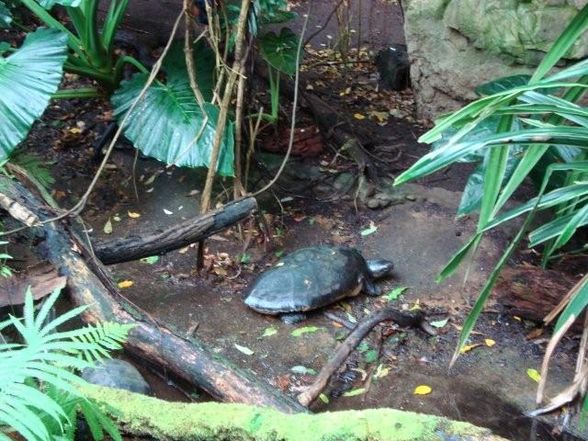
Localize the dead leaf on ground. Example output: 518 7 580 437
0 263 66 306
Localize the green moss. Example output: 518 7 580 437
81 385 506 441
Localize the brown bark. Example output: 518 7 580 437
0 176 304 413
494 265 580 326
297 307 425 406
94 197 257 265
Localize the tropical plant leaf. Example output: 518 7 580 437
0 0 12 28
475 74 531 96
554 276 588 333
0 28 68 160
528 211 588 247
259 27 299 76
111 45 234 175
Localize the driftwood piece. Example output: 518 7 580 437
494 265 580 325
297 307 425 407
94 197 257 265
83 384 508 441
0 176 304 413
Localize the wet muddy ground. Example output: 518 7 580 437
5 0 588 440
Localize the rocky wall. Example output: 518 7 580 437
403 0 588 122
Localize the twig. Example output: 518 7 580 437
200 0 250 213
184 0 207 110
251 4 311 198
233 41 254 200
303 0 345 47
297 306 424 407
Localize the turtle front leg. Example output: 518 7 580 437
362 277 381 296
280 313 307 324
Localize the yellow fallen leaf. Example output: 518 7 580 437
460 343 482 354
128 211 141 219
339 87 351 96
484 338 496 347
353 113 366 120
369 111 389 123
374 363 390 379
103 218 113 235
69 127 82 134
513 316 522 321
409 299 421 311
414 385 432 395
527 368 541 383
117 280 134 289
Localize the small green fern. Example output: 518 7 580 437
0 288 134 441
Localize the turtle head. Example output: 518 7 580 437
366 259 394 279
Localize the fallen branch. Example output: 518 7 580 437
83 384 507 441
0 175 304 413
94 196 257 264
297 307 425 407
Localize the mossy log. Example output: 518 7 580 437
0 176 304 413
83 384 507 441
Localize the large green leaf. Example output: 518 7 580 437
475 74 531 97
0 0 12 28
260 27 299 76
0 28 68 160
111 44 234 175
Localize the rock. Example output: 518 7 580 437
375 45 411 91
82 359 151 395
403 0 587 121
444 0 588 64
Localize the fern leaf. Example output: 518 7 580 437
33 288 61 331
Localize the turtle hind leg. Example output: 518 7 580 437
363 277 381 296
280 313 307 325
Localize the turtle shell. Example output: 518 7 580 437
244 246 371 314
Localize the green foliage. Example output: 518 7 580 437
111 44 235 176
9 151 55 189
0 288 133 441
260 27 300 76
0 0 11 28
0 28 68 160
0 240 12 278
18 0 142 89
394 4 588 361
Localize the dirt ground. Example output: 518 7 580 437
4 1 588 440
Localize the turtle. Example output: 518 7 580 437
244 246 394 324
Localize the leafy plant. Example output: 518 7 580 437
0 28 68 158
259 27 300 122
19 0 146 90
0 0 11 28
111 43 235 174
394 1 588 387
0 288 134 441
0 240 12 278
